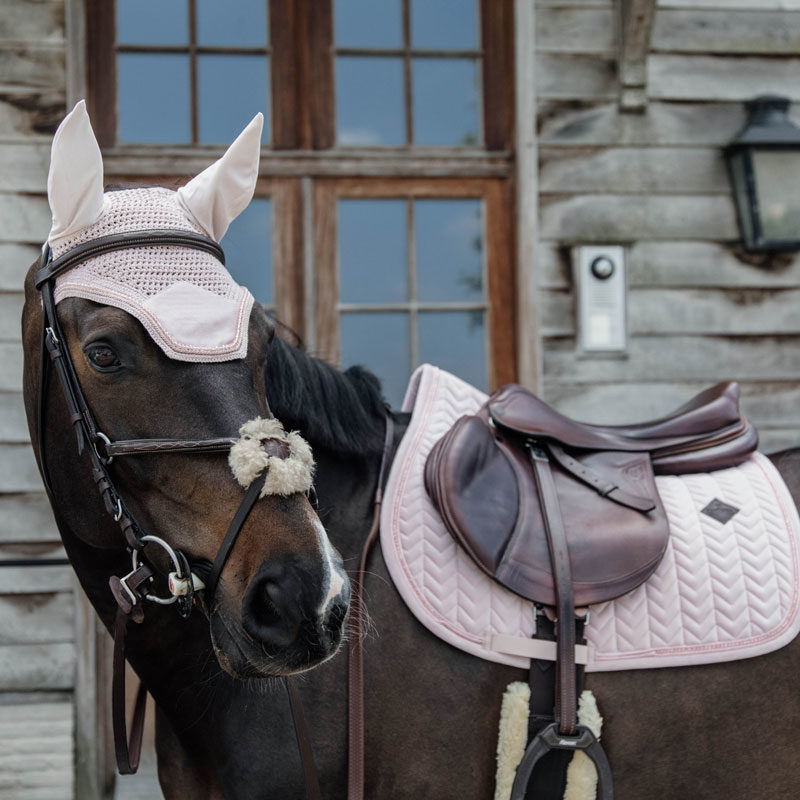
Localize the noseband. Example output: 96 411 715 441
34 231 302 773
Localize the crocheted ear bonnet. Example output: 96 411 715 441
46 101 262 363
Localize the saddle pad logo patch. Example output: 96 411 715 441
701 497 740 524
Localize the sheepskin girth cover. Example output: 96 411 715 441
229 417 314 497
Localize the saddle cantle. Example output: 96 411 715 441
424 381 758 608
488 381 758 475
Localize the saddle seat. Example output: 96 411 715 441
490 381 758 475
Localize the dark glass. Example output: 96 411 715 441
197 55 270 144
336 57 405 146
118 54 191 143
196 0 268 46
335 0 402 48
418 311 487 389
340 312 410 407
412 58 481 146
339 199 407 303
416 199 484 302
117 0 188 45
221 198 273 305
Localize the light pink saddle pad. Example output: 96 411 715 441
381 365 800 672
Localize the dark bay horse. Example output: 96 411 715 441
22 277 800 797
22 101 800 800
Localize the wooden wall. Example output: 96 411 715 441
535 0 800 453
2 0 800 795
0 1 75 797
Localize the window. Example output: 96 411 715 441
87 0 515 401
334 0 482 147
314 179 513 406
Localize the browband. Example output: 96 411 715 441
36 229 225 288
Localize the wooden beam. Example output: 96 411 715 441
618 0 657 112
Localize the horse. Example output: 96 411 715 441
23 103 800 799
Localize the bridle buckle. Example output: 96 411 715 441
168 570 205 597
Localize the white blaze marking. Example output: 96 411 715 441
313 517 346 615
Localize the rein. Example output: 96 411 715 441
347 415 397 800
34 231 313 782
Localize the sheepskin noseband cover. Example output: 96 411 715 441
229 418 314 497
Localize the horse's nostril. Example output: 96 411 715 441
242 574 301 648
325 598 348 636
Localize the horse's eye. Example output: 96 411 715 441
85 343 121 372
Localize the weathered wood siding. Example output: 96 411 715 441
536 0 800 452
0 1 76 797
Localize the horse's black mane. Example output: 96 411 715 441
265 333 387 458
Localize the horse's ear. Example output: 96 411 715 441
47 99 105 243
177 113 263 242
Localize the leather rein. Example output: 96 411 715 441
34 231 300 777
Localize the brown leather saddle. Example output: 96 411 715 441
425 381 757 608
424 381 758 799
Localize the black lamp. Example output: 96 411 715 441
725 95 800 252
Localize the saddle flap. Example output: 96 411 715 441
425 410 670 608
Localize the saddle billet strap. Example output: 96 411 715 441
34 229 225 287
348 415 396 800
547 442 655 513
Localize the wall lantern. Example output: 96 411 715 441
725 96 800 252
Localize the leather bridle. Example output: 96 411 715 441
34 230 285 774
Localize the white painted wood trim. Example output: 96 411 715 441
514 0 541 392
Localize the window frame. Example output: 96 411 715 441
85 0 514 153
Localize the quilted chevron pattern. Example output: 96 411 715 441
381 365 800 672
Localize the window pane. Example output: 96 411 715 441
197 55 270 144
335 0 402 48
412 58 481 146
411 0 479 49
339 200 407 303
196 0 268 46
117 0 188 45
222 198 272 305
418 311 487 390
336 57 405 146
118 54 191 143
416 199 484 302
341 313 410 407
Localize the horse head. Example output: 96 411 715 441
22 102 349 679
